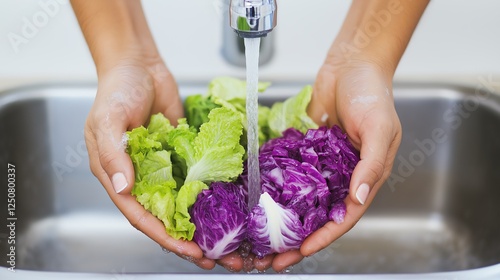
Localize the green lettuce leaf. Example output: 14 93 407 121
148 113 174 135
184 94 220 131
127 126 161 157
208 76 270 109
258 105 271 145
268 85 318 138
132 180 177 234
167 119 197 168
129 146 178 235
173 180 209 240
208 77 270 129
126 105 245 240
184 107 245 183
140 150 175 184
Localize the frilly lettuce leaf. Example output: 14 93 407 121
127 106 245 240
129 148 178 235
184 94 220 131
268 85 318 138
185 107 245 183
132 180 177 232
167 119 197 168
173 180 209 240
208 76 270 110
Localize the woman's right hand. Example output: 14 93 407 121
84 54 223 268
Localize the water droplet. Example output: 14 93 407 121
181 255 195 263
242 253 255 272
238 241 252 258
162 248 171 254
279 265 293 274
246 268 259 274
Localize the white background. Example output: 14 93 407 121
0 0 499 88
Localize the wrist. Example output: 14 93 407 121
89 20 161 77
93 43 162 78
321 52 395 84
322 0 429 78
71 0 161 76
324 33 400 78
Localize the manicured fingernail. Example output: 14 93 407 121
355 183 370 205
112 172 128 193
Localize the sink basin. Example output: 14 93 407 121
1 82 500 279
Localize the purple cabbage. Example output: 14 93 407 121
247 192 306 258
191 182 248 259
248 126 359 257
191 126 359 259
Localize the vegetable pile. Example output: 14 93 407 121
126 77 360 259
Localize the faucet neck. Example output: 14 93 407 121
229 0 277 38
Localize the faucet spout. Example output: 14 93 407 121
229 0 277 38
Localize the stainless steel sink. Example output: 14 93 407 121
1 82 500 279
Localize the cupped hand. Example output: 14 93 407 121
256 59 402 272
84 56 219 269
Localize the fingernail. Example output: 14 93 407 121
355 183 370 205
112 172 128 193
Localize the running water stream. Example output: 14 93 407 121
244 38 261 210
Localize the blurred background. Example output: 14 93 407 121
0 0 499 90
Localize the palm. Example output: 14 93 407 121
91 61 182 131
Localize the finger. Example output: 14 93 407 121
183 255 216 270
85 122 105 180
217 251 244 272
300 199 360 256
349 121 392 206
308 64 339 127
254 254 274 272
272 250 304 273
91 111 135 195
308 85 338 127
307 91 329 127
149 66 184 124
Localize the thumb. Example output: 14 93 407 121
95 117 135 195
349 126 390 205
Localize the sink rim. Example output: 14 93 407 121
1 264 500 280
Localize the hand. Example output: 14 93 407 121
84 55 219 269
84 54 259 271
255 59 402 272
251 0 430 269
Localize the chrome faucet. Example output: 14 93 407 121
223 0 277 66
229 0 277 38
